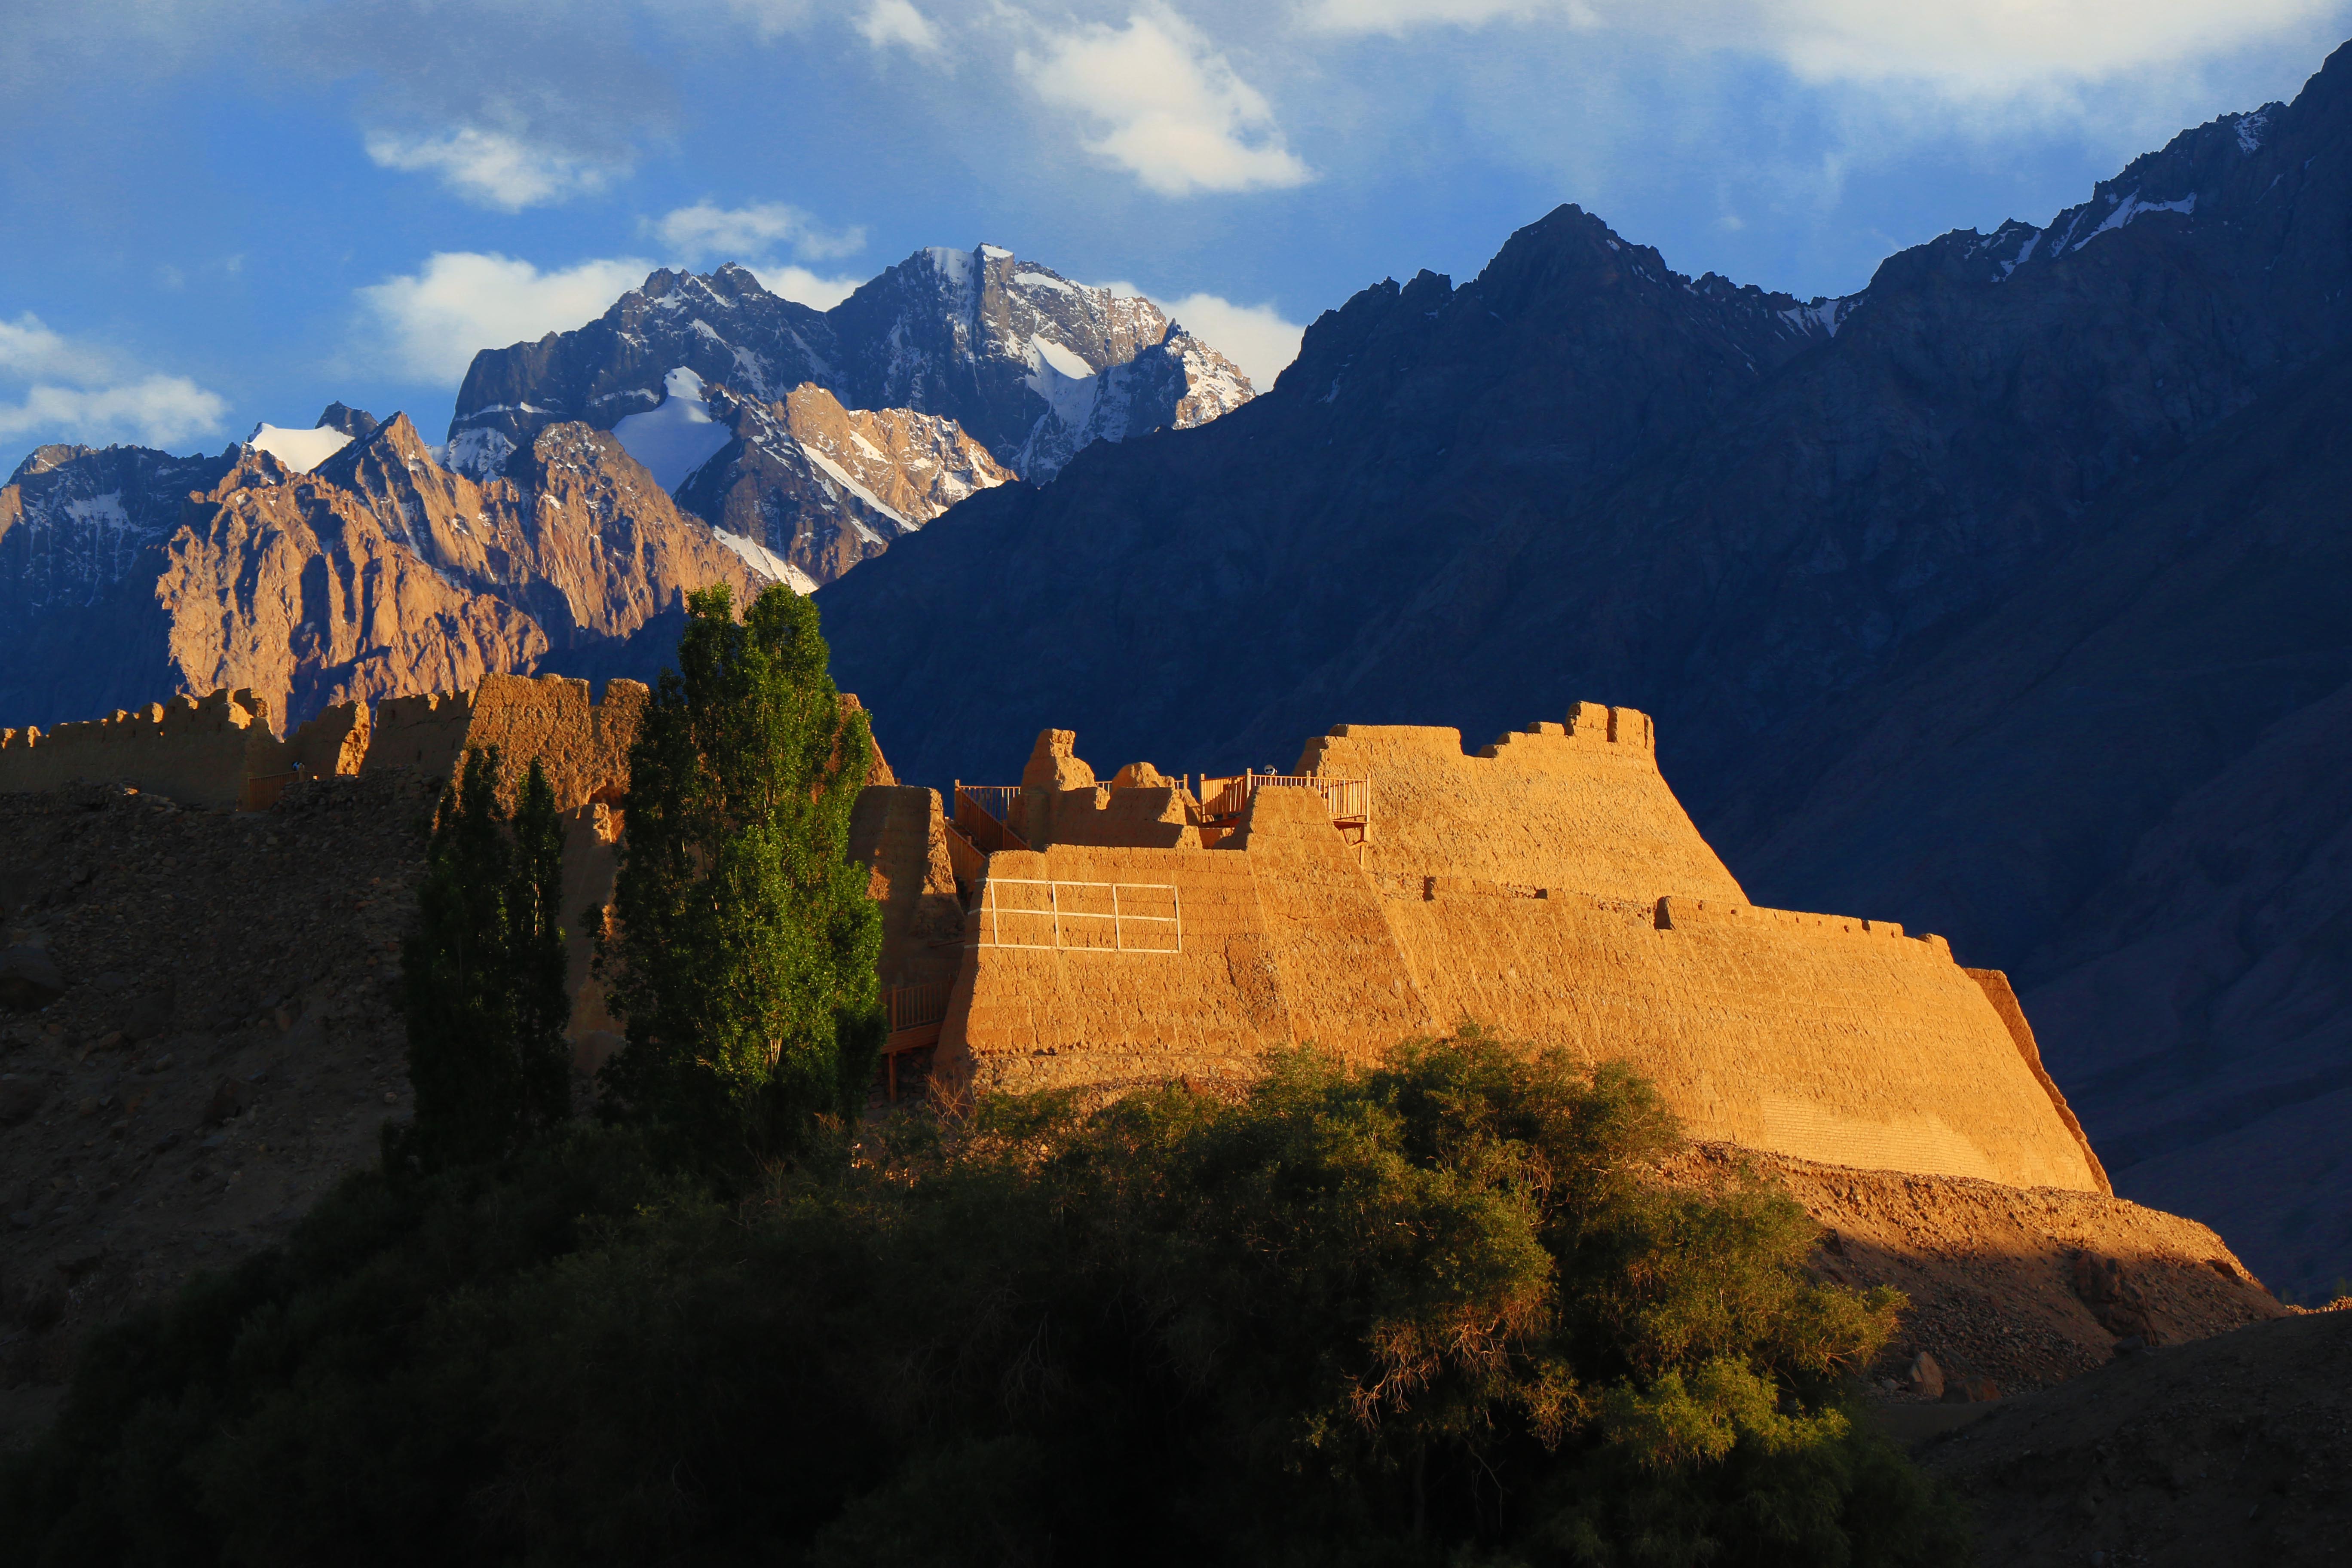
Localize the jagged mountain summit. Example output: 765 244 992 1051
442 246 1250 589
815 40 2352 1296
447 247 1251 488
0 407 774 732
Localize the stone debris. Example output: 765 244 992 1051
0 773 429 1445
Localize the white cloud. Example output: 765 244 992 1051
860 0 943 54
0 313 86 382
1154 292 1305 387
723 0 815 41
365 126 624 211
1300 0 2346 96
748 265 868 309
1017 7 1313 195
0 312 229 449
0 378 229 448
358 253 657 383
649 202 867 265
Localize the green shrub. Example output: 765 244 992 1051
0 1033 1969 1567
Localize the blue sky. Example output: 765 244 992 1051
5 0 2350 479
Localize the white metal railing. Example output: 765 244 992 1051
956 784 1024 825
970 878 1182 953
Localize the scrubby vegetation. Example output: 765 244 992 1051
0 1034 1967 1566
0 591 1967 1563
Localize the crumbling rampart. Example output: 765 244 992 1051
934 716 2113 1196
0 690 312 809
0 675 652 814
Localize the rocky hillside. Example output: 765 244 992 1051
817 44 2352 1296
1916 1306 2352 1565
0 774 427 1448
0 409 771 732
447 248 1252 487
669 378 1013 588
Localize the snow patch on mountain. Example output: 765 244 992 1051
446 428 517 482
2071 190 2196 252
713 525 818 593
248 423 353 473
611 368 735 491
1779 295 1862 338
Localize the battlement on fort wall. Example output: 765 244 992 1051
0 675 655 813
930 713 2117 1198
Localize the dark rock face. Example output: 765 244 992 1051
445 248 1251 486
817 43 2352 1296
0 443 234 634
447 265 835 482
314 404 379 439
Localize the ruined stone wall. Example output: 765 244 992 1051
1296 704 1746 903
848 785 966 990
357 674 649 811
937 714 2109 1195
0 690 291 808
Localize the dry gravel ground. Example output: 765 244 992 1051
0 775 432 1450
1681 1148 2288 1397
1913 1305 2352 1565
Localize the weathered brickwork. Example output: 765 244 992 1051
934 715 2112 1196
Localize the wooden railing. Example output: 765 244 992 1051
880 980 954 1103
886 979 952 1037
952 785 1029 855
1201 773 1369 828
957 784 1023 825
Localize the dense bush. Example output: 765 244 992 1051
0 1032 1968 1566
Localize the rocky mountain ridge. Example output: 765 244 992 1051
448 247 1252 488
666 377 1013 588
814 40 2352 1297
0 408 771 732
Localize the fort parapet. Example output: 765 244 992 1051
925 713 2114 1197
0 675 652 812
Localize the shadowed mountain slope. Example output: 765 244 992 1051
818 44 2352 1295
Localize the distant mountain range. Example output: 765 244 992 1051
815 45 2352 1297
0 243 1260 726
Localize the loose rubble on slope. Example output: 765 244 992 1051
1917 1304 2352 1566
0 775 431 1446
1673 1148 2285 1400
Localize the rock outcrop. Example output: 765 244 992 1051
0 415 770 733
673 382 1013 587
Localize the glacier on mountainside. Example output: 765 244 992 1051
611 368 736 492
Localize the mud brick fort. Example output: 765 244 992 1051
3 680 2109 1199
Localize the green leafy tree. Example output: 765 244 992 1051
595 582 884 1173
398 748 573 1166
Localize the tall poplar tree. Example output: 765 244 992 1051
400 748 573 1166
594 583 884 1172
